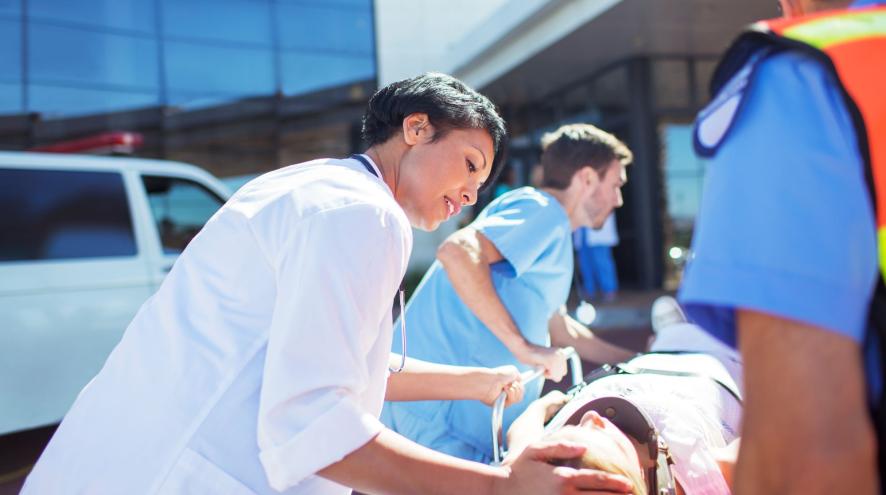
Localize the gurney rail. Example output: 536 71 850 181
491 347 582 465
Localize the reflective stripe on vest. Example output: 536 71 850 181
760 6 886 282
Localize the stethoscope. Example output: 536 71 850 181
350 154 407 373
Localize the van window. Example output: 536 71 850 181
142 175 224 254
0 168 136 261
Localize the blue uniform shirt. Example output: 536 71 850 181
382 187 573 461
680 0 883 401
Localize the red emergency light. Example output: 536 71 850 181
30 131 144 155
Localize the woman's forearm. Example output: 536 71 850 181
320 429 505 495
385 355 521 405
386 356 481 401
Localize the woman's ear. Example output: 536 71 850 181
402 112 433 146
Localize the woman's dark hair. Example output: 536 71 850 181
361 72 508 191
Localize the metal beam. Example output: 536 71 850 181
626 57 664 289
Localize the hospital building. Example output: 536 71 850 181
0 0 777 291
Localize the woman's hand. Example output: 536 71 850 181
492 440 634 495
472 365 525 407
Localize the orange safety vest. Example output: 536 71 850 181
760 7 886 279
711 3 886 477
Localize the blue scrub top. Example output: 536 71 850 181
383 187 573 461
679 0 884 401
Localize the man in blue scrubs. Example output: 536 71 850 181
679 0 884 492
383 123 636 462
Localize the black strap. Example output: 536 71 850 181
350 154 379 178
570 354 744 404
866 278 886 480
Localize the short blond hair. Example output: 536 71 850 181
548 426 647 495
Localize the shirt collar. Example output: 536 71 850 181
357 153 383 179
356 154 394 196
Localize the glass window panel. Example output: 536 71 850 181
278 0 371 8
665 177 704 222
164 41 274 95
0 169 136 261
28 0 155 33
0 0 21 16
0 82 23 115
276 3 373 54
162 0 271 45
164 91 244 110
30 24 159 90
281 52 373 95
662 124 706 222
0 18 21 81
141 175 225 254
663 125 702 173
29 84 158 117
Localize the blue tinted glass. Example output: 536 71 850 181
30 24 159 90
165 91 247 110
0 18 21 81
0 83 23 115
28 0 155 33
29 84 158 117
281 51 374 95
666 177 703 221
663 125 706 221
664 125 703 172
277 0 371 7
0 0 20 16
276 3 373 54
0 169 136 261
142 175 225 254
162 0 271 45
164 41 274 95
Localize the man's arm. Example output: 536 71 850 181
320 427 635 495
385 355 525 406
548 312 636 364
735 309 878 495
436 227 567 380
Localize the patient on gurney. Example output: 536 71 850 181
503 306 743 495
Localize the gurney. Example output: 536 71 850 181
491 348 736 495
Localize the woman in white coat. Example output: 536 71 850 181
22 73 635 495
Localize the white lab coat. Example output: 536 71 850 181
22 156 412 494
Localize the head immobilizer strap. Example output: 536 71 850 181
561 396 677 495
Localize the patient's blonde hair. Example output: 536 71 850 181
549 427 648 495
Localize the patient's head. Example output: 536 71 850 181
548 411 647 495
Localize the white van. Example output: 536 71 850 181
0 152 231 436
